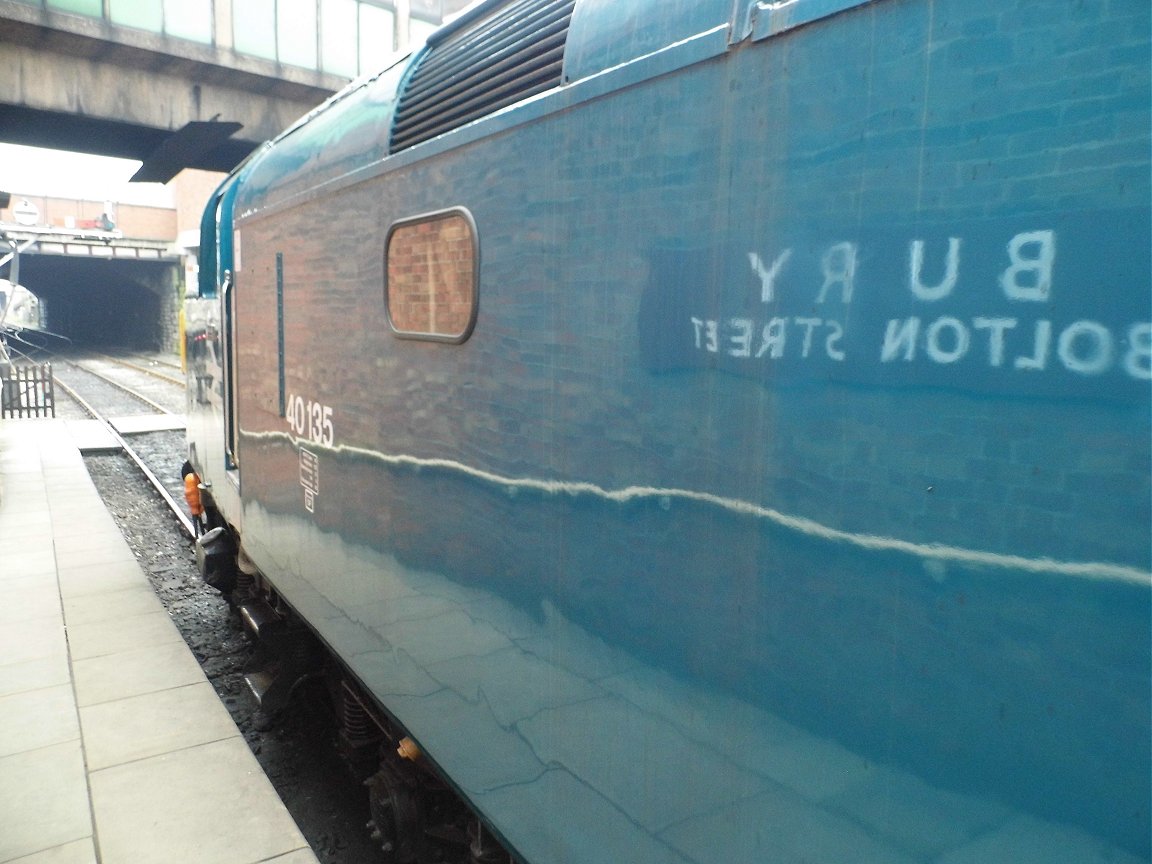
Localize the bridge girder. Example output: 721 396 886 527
0 3 346 180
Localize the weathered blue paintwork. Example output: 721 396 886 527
188 1 1151 861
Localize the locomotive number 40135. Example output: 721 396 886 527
286 394 334 447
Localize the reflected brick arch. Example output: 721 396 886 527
386 213 475 338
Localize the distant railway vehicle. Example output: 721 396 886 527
0 278 45 335
186 1 1151 861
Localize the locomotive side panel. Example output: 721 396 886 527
208 0 1150 861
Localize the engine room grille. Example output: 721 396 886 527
390 0 576 152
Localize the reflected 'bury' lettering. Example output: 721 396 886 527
687 228 1152 382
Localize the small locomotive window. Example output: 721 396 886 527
385 210 477 343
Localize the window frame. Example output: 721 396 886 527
383 207 479 344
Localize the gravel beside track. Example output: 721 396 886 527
124 430 187 507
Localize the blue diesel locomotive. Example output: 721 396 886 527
186 1 1151 861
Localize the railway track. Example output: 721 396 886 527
88 350 185 387
54 353 186 415
53 373 195 538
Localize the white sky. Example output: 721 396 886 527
0 143 174 207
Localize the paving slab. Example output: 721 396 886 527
60 420 119 453
0 653 71 700
108 414 186 434
0 617 67 667
4 838 97 864
80 681 240 770
90 737 313 864
0 579 62 624
0 741 92 863
0 683 80 759
72 640 207 707
55 560 149 597
65 608 185 660
61 582 166 626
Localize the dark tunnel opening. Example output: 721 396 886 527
14 255 181 352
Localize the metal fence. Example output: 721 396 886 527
0 363 55 419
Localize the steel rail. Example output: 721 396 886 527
57 357 175 415
91 352 186 387
54 376 195 538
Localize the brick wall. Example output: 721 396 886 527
172 169 228 237
1 194 177 240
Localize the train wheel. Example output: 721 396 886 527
365 759 425 863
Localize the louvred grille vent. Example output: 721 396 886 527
391 0 575 152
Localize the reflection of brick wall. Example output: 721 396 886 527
228 2 1151 572
387 215 474 336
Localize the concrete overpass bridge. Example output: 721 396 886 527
0 0 466 181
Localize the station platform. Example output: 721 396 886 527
0 419 319 864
